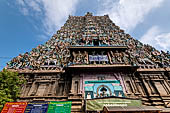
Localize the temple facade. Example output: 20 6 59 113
6 12 170 113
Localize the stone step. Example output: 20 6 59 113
143 102 152 105
142 98 149 101
150 98 162 101
68 98 83 101
161 96 170 100
71 105 83 112
71 111 83 113
71 101 82 105
71 108 82 111
71 105 82 108
152 102 165 105
162 100 170 102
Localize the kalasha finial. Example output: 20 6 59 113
85 12 93 16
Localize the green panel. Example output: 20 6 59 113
85 80 120 84
86 98 142 111
47 101 72 113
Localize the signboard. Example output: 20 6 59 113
47 101 72 113
1 102 27 113
89 55 108 61
24 101 48 113
86 98 142 111
98 55 108 61
89 55 98 61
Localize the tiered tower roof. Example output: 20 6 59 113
6 12 170 70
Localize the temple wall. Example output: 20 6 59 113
18 69 170 109
20 73 71 101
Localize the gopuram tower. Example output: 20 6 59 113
6 12 170 113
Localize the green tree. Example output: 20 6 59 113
0 69 25 111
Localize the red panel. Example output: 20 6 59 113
1 102 27 113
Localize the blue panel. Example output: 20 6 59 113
98 55 108 61
89 55 98 61
89 55 108 61
24 101 48 113
114 86 123 91
85 86 93 91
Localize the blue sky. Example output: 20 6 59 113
0 0 170 70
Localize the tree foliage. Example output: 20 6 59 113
0 69 25 111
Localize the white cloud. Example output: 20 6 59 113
97 0 164 32
29 1 42 12
42 0 78 35
16 0 25 6
140 26 170 51
16 0 78 38
21 7 29 15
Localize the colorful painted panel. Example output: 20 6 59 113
47 101 72 113
24 101 48 113
1 102 27 113
84 80 124 99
